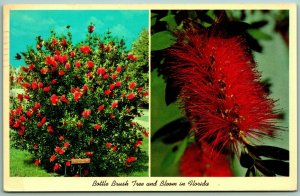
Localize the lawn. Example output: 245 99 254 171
10 108 149 177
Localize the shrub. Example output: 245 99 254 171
9 24 149 176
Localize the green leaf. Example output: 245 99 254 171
151 31 176 51
151 16 157 27
256 160 289 176
161 149 176 172
247 29 272 40
246 144 289 160
174 137 188 163
160 14 177 30
240 149 254 168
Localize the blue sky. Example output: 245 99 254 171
10 10 149 67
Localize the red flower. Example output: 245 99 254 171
80 46 91 54
83 84 88 93
104 89 111 96
47 125 54 133
18 129 25 136
43 86 51 92
82 109 91 118
34 159 40 166
50 155 56 162
102 74 109 80
142 131 149 137
129 82 136 89
65 63 71 70
105 143 112 147
128 53 138 61
75 61 81 68
19 115 26 122
88 25 94 33
127 93 135 100
138 87 143 92
41 117 46 124
111 101 118 108
94 124 101 130
143 91 149 97
110 114 115 119
58 149 65 155
111 74 117 80
31 82 38 90
59 55 68 64
26 111 32 117
112 146 117 151
85 151 93 157
53 163 60 172
98 105 104 111
17 94 23 102
59 70 65 76
64 142 70 148
51 79 57 84
22 82 31 89
45 56 53 65
23 94 30 100
33 144 38 150
97 67 106 75
29 64 35 70
50 94 60 105
115 81 121 87
76 122 83 127
73 91 83 101
180 143 233 177
61 39 67 46
52 38 57 45
55 147 61 153
21 66 28 72
87 61 94 69
86 72 93 78
66 161 71 167
40 67 48 74
126 156 137 163
134 140 143 148
61 95 69 103
109 84 115 90
38 82 44 88
116 65 122 73
70 51 75 57
59 136 64 141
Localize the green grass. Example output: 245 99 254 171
10 109 149 177
10 148 55 177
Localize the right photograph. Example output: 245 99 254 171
151 10 289 177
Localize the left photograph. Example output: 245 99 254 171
8 10 149 177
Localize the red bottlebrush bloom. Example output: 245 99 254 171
111 101 118 108
98 105 104 111
53 163 60 172
17 94 23 102
59 136 64 141
85 151 94 157
64 142 70 148
43 66 50 73
61 38 67 46
23 94 30 100
18 129 25 136
75 61 81 68
143 91 149 97
59 55 68 64
109 84 115 90
61 95 69 103
29 64 35 70
129 82 136 89
116 65 122 73
111 74 117 80
70 51 75 57
34 102 41 109
52 38 57 45
97 67 106 75
50 94 60 105
33 143 38 150
134 140 143 149
88 25 94 33
102 74 109 80
126 156 137 163
82 109 91 118
142 131 149 137
73 91 83 101
127 93 135 100
47 125 54 133
19 115 26 122
94 124 101 130
34 159 40 166
112 146 117 151
58 149 65 155
50 155 56 162
167 27 279 155
138 87 143 92
83 84 88 93
38 82 44 88
104 89 111 96
22 82 31 89
51 79 57 85
106 142 112 148
36 112 41 117
179 143 233 177
76 122 83 127
21 66 28 72
66 161 71 167
80 46 91 54
43 86 51 92
87 61 94 69
55 147 61 153
32 82 38 90
40 117 46 124
59 70 65 76
65 63 71 70
45 56 53 65
115 81 121 87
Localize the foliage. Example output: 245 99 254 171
9 24 149 176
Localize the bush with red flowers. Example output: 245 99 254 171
10 24 149 176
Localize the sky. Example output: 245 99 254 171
10 10 149 67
